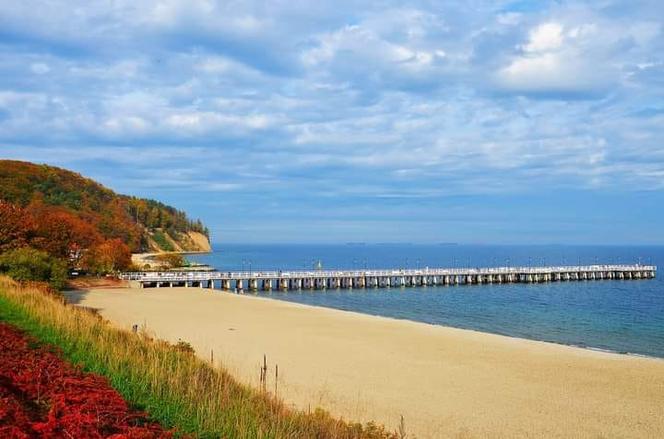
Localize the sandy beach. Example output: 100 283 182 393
131 250 211 268
65 287 664 438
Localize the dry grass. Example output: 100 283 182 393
0 276 396 438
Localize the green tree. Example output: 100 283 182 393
153 253 186 269
0 247 68 289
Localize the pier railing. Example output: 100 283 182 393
120 264 656 291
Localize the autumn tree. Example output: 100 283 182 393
96 199 141 251
28 204 103 262
0 201 35 253
82 238 132 274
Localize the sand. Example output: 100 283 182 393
131 251 210 267
65 287 664 438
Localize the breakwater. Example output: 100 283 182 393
122 264 656 291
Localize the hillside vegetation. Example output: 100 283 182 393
0 160 210 254
0 160 211 284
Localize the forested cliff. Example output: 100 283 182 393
0 160 211 280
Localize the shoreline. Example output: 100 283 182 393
250 293 664 362
70 282 664 362
131 250 211 267
65 285 664 438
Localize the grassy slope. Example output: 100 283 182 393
0 277 395 439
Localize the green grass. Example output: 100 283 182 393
0 278 396 439
151 230 175 252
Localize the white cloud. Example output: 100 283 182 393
497 52 603 94
196 57 236 74
30 62 50 74
165 111 273 133
496 18 608 95
0 0 663 199
301 9 456 89
523 22 564 53
103 116 150 134
69 60 142 79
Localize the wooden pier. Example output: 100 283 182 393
122 264 656 292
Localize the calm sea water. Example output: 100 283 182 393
189 244 664 358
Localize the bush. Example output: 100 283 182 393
174 340 195 355
0 247 67 289
153 253 185 269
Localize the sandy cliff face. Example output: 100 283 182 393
186 231 212 252
146 230 211 253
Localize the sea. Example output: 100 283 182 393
188 244 664 359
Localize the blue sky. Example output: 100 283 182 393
1 0 663 244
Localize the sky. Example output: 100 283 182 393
1 0 663 244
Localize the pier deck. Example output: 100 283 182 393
121 264 656 291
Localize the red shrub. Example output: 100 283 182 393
0 323 173 438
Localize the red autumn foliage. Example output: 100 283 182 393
0 201 36 254
0 200 101 259
83 238 133 274
0 201 132 272
0 160 209 253
28 201 104 260
0 323 173 438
